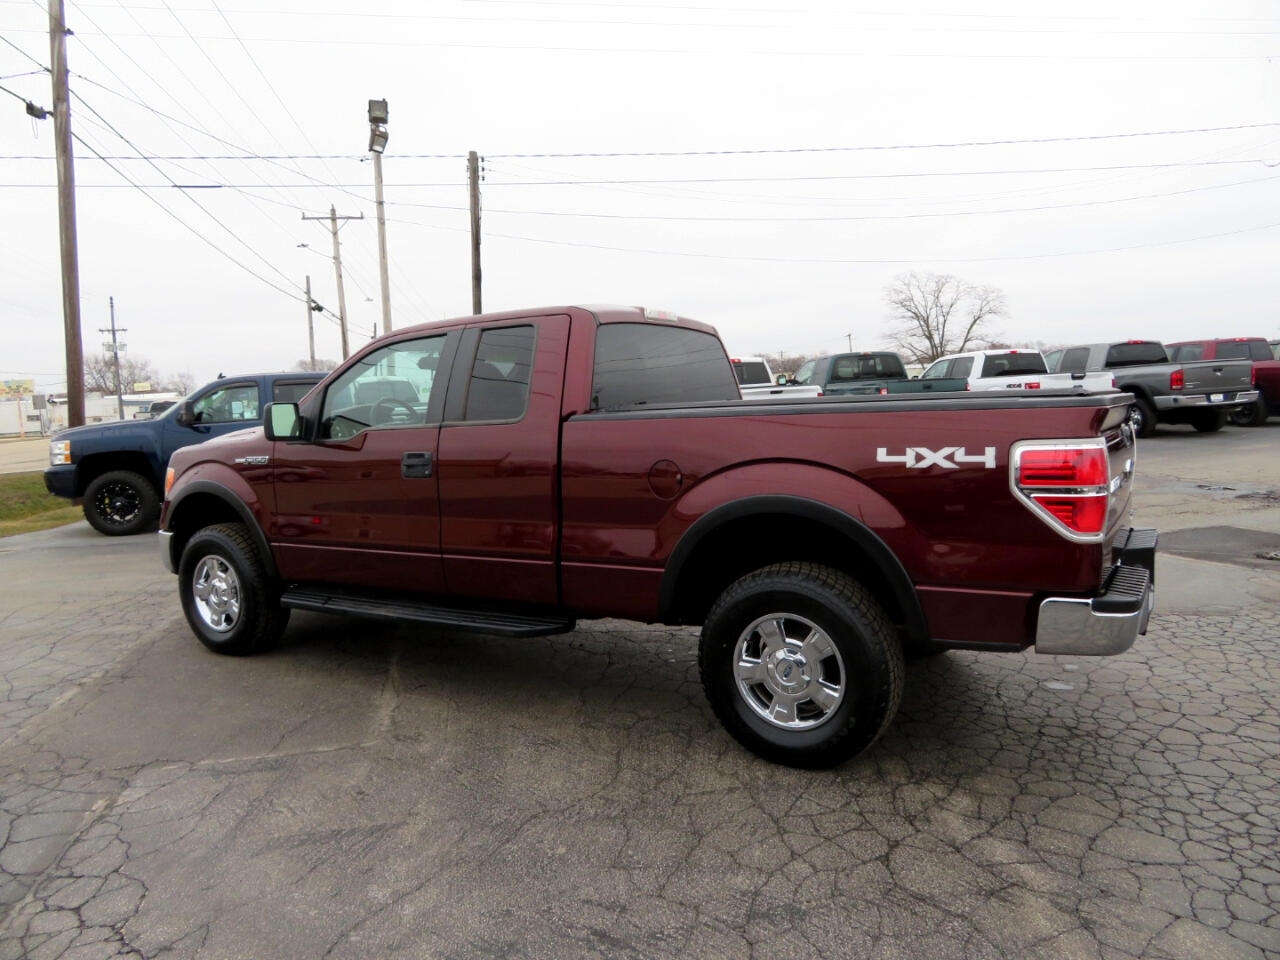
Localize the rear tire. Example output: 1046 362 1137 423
1192 409 1227 433
1228 397 1269 427
178 523 290 656
83 470 159 536
699 562 904 769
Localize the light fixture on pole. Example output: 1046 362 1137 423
368 98 393 335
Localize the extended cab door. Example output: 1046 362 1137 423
270 334 453 594
435 315 570 606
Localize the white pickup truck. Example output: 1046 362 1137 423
921 349 1116 394
730 355 824 398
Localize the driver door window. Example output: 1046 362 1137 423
192 383 259 423
320 336 446 439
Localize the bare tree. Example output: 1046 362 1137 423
84 354 161 394
883 272 1006 364
295 358 339 372
164 371 197 395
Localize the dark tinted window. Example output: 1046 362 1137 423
1251 341 1272 361
1213 341 1253 361
1060 347 1090 374
1168 344 1203 362
272 379 321 403
592 323 739 409
464 326 535 422
731 360 771 385
830 353 906 381
980 352 1047 377
1104 342 1167 367
951 356 974 379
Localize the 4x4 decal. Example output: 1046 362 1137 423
876 446 997 469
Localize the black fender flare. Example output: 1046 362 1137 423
166 480 279 580
658 494 928 645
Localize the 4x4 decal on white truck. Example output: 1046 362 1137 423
876 446 997 469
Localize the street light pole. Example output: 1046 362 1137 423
368 99 392 335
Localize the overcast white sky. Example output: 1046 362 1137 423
2 0 1278 393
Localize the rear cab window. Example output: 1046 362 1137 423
731 360 772 386
978 352 1047 377
1104 342 1168 367
591 323 740 409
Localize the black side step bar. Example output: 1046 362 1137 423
280 585 576 638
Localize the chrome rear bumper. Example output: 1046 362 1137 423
1035 527 1157 656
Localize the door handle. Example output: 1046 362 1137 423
401 451 433 478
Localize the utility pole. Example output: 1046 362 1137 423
469 151 482 314
304 275 316 367
49 0 85 426
368 99 392 335
99 296 125 421
846 333 853 351
302 207 361 360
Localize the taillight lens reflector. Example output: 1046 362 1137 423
1170 368 1184 390
1012 442 1112 539
1018 447 1108 486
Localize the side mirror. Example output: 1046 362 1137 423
775 374 788 385
176 401 196 427
264 402 302 441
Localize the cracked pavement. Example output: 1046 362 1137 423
0 427 1277 959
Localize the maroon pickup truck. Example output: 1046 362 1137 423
159 305 1156 768
1166 337 1278 426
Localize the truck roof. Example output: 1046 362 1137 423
389 305 721 339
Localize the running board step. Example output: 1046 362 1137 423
280 585 575 638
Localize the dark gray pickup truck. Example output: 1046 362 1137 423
1044 340 1257 437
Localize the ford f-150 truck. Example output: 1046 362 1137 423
792 352 968 396
1043 340 1257 438
158 305 1155 768
1166 337 1278 427
922 349 1116 394
45 372 325 535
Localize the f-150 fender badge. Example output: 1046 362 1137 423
234 456 270 466
876 446 997 469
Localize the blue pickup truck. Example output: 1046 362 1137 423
45 371 325 535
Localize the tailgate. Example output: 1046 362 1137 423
1181 359 1253 393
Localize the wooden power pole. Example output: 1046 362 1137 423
302 207 361 360
469 151 482 314
49 0 85 426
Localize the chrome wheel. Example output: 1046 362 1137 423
191 555 241 633
733 612 846 730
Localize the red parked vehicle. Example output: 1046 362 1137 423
1166 337 1279 426
159 305 1156 768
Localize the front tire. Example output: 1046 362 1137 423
83 470 159 536
699 562 904 769
178 523 290 655
1128 395 1157 439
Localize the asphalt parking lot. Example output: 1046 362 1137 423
0 424 1277 959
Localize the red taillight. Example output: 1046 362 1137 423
1025 381 1041 389
1170 368 1184 390
1013 443 1111 538
1251 368 1257 387
1018 447 1108 486
877 387 888 395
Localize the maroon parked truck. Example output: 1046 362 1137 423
159 306 1156 768
1166 337 1279 426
